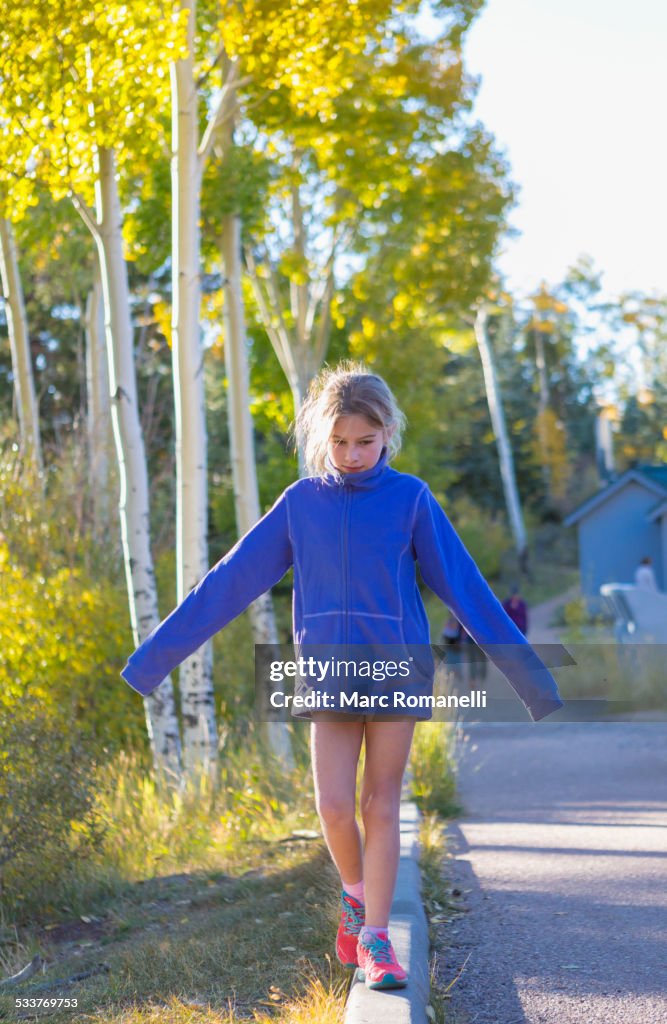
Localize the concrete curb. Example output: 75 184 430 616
344 801 430 1024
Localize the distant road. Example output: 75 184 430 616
437 721 667 1024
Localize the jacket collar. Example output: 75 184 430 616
323 448 390 489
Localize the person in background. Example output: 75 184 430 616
634 556 659 592
441 615 488 686
502 585 529 636
441 614 464 687
461 626 488 683
441 614 463 645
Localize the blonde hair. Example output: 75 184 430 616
294 361 407 477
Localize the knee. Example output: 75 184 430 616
315 793 356 830
360 789 399 830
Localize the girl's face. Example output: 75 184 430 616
328 414 387 474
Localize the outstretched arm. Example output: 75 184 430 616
121 491 293 696
412 486 563 721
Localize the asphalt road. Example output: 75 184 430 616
437 722 667 1024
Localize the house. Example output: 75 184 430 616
564 465 667 606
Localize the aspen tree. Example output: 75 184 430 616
168 0 397 762
474 305 528 569
84 253 112 540
0 213 42 470
0 0 189 779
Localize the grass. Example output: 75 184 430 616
1 728 320 924
0 732 351 1024
549 597 667 715
515 563 579 609
0 847 349 1023
408 722 460 819
1 713 462 1024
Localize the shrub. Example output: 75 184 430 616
0 440 121 580
0 700 105 920
0 541 145 751
409 722 459 818
444 495 512 579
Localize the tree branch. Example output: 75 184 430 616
69 189 100 240
195 46 226 90
244 247 297 386
198 63 252 167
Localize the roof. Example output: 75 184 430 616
637 465 667 489
648 498 667 522
564 466 667 527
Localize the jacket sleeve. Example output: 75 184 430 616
121 490 293 696
412 486 563 721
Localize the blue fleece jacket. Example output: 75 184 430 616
121 452 564 721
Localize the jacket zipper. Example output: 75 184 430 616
342 486 351 646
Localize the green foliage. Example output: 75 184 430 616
0 699 105 920
0 734 318 924
614 293 667 465
616 388 667 468
0 539 145 749
0 195 95 454
206 318 299 538
0 0 189 213
202 146 274 256
0 441 111 575
444 495 512 579
562 596 590 642
9 733 317 925
409 722 458 817
0 446 145 750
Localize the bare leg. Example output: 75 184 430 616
360 719 416 927
310 717 365 885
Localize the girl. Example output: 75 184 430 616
122 363 563 991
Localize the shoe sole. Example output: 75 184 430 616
358 969 408 990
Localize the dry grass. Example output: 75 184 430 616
0 736 352 1024
0 843 351 1023
1 701 461 1023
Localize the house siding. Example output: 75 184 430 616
578 481 663 599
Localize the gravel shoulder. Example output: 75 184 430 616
436 721 667 1024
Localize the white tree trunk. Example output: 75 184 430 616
84 254 112 539
220 214 294 767
534 329 550 414
474 307 528 566
0 216 42 470
89 146 183 781
532 328 554 500
170 2 217 775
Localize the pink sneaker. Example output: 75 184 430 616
335 892 365 967
357 929 408 989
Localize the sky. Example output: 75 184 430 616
442 0 667 301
